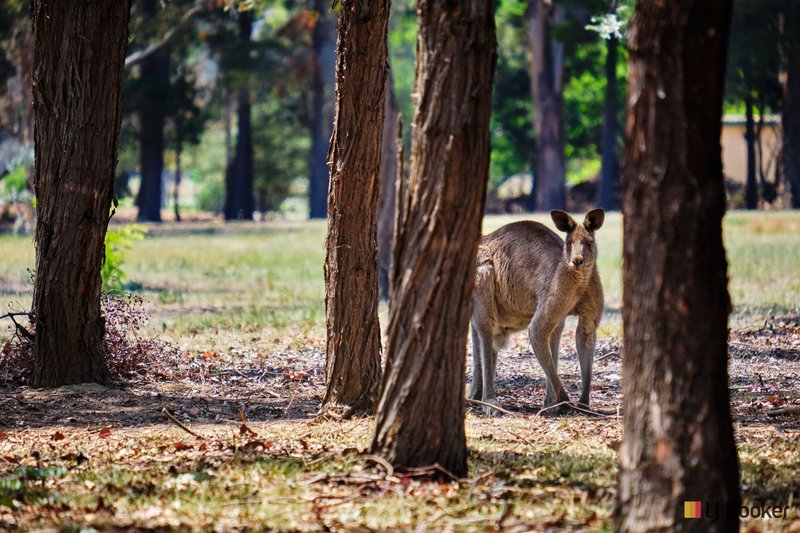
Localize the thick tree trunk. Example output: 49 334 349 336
781 5 800 208
136 0 167 223
370 0 496 477
377 72 399 300
527 0 566 211
598 2 619 210
321 0 389 417
31 0 131 387
616 1 739 531
308 0 336 220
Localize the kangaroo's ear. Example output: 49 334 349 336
583 208 605 232
551 210 577 233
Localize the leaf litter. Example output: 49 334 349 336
0 314 798 531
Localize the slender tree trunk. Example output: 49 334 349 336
224 11 254 221
31 0 131 387
598 0 619 210
308 0 336 219
136 0 168 223
616 0 739 530
377 71 399 300
321 0 389 417
370 0 497 477
174 135 182 222
527 0 566 211
781 4 800 208
744 73 758 210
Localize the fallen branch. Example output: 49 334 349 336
400 463 460 482
767 405 800 417
0 312 34 340
465 398 517 416
161 407 206 440
361 453 394 479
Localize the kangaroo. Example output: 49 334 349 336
469 209 605 415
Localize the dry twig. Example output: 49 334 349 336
161 407 206 440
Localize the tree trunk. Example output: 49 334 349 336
308 0 336 220
781 4 800 208
370 0 496 477
225 11 254 221
321 0 389 417
31 0 131 387
174 135 182 222
136 0 167 223
377 71 399 300
744 75 758 210
616 0 739 531
527 0 566 211
598 0 619 210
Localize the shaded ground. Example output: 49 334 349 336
1 315 798 531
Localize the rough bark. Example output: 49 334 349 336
598 0 619 210
527 0 566 211
370 0 496 477
31 0 131 387
615 1 739 531
321 0 389 417
308 0 336 219
136 0 167 223
377 72 399 300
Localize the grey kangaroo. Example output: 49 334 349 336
469 209 605 414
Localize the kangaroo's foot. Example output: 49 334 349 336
474 397 503 417
540 393 571 416
468 382 483 401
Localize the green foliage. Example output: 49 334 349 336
0 165 27 200
103 224 148 292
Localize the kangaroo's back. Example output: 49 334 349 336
475 221 564 330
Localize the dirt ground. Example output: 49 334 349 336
1 313 798 531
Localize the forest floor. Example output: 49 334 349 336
1 211 799 531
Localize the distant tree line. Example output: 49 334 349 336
2 0 799 219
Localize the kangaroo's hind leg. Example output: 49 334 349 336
543 319 565 406
468 322 483 401
576 316 597 407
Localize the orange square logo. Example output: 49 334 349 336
684 501 702 519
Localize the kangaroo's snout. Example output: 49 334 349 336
570 255 584 267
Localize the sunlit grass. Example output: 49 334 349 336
1 211 799 341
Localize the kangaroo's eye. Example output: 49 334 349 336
582 239 594 246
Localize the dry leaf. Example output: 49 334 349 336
98 427 112 439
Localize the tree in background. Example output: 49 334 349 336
779 0 800 208
596 0 621 210
31 0 131 386
615 0 739 529
224 9 256 221
308 0 336 219
322 0 389 417
371 0 496 476
726 0 781 209
377 72 400 301
134 0 170 223
527 0 566 210
0 1 32 143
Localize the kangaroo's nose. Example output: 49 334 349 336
572 256 584 267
